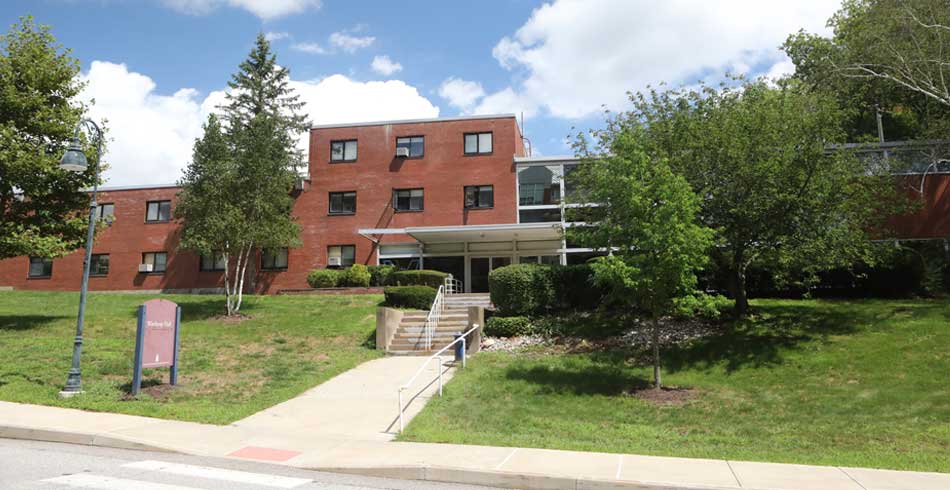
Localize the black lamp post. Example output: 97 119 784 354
58 119 103 398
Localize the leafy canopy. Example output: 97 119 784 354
0 17 99 259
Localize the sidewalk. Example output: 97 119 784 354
1 356 947 490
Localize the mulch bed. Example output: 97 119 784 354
626 386 697 405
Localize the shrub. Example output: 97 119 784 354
367 265 396 286
339 264 371 287
383 286 437 309
551 264 604 310
389 269 448 288
489 264 548 316
485 316 535 337
307 269 340 288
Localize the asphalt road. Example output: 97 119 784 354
0 438 505 490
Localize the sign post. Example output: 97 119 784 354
132 299 181 396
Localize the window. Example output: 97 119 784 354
146 200 171 222
141 252 167 273
464 185 494 209
262 248 289 270
519 208 562 223
518 166 560 205
464 132 492 154
329 191 357 215
396 136 424 158
90 254 110 276
200 253 226 271
330 140 358 162
393 188 424 212
28 257 52 278
96 203 115 222
328 245 355 268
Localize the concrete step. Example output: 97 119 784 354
398 327 469 334
398 321 469 329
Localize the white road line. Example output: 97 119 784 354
43 474 199 490
122 460 312 489
615 454 624 479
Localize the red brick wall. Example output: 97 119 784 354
887 173 950 238
0 115 526 293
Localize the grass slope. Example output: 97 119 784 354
401 299 950 472
0 291 382 424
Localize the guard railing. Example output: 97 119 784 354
396 324 478 432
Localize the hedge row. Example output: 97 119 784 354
485 316 534 337
306 264 372 288
306 266 449 289
383 286 437 309
389 269 449 288
488 263 605 316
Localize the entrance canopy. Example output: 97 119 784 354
359 222 562 244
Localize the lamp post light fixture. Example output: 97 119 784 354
58 118 104 398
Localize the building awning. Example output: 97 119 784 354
359 222 562 244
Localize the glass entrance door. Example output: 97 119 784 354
469 256 512 293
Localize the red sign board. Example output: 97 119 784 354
132 299 181 395
141 299 177 368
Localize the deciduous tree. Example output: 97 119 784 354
0 17 99 259
570 134 713 389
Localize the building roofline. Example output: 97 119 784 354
90 183 180 193
310 113 517 130
514 155 581 163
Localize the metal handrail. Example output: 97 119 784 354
444 275 463 295
397 324 479 432
423 285 445 350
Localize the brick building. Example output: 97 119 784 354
1 114 947 294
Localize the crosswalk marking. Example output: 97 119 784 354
43 474 200 490
122 460 312 488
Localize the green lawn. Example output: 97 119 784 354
0 291 382 424
400 299 950 472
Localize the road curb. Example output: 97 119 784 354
314 464 747 490
0 424 177 454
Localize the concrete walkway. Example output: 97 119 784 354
1 356 948 490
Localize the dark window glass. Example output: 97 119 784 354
329 191 357 214
464 132 492 154
519 208 562 223
200 253 226 271
142 252 167 272
328 245 355 267
396 136 424 157
146 200 171 222
393 188 424 211
464 185 494 209
330 140 358 162
563 164 578 199
90 254 110 276
97 203 115 222
518 166 560 205
262 248 289 270
28 257 52 278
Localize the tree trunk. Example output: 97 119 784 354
733 264 748 317
234 246 250 314
223 250 233 316
652 316 661 389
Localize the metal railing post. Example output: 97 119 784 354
398 388 404 432
461 337 467 368
438 356 443 396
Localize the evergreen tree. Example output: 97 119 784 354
176 34 304 315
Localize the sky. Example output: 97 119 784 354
2 0 841 186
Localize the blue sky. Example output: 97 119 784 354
2 0 841 186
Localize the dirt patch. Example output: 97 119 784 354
627 386 697 405
122 382 177 401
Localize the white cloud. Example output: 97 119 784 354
291 42 328 55
162 0 321 20
328 32 375 53
264 31 290 42
80 61 211 187
765 58 797 81
371 55 403 76
478 0 840 119
80 62 438 186
438 77 485 111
